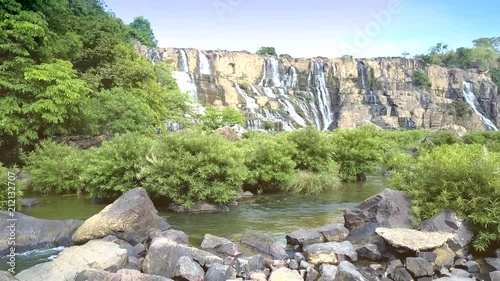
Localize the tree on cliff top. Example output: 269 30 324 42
129 16 158 48
256 46 277 56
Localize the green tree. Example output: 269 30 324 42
256 46 277 56
413 69 432 90
200 106 245 130
129 16 157 48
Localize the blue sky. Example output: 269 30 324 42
103 0 500 58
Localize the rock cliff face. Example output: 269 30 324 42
143 46 500 132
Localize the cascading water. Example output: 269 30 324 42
172 49 198 102
199 50 211 75
357 61 368 90
145 49 162 65
260 57 282 87
284 66 298 88
308 61 334 131
462 81 498 131
278 99 306 127
235 83 259 112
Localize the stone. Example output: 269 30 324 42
15 240 128 281
234 258 249 277
459 260 480 273
133 242 147 256
299 260 310 270
286 224 349 246
204 263 236 281
305 266 319 281
433 244 456 268
318 264 337 280
0 271 18 281
268 267 302 281
168 202 229 213
490 271 500 281
303 241 357 265
376 227 452 251
405 257 434 277
72 187 170 245
75 269 172 281
335 261 369 281
240 232 287 259
392 268 413 281
419 209 473 251
248 272 267 281
125 256 143 271
418 252 437 262
486 258 500 271
293 252 305 264
242 191 254 197
496 248 500 258
248 255 266 273
0 211 82 255
386 259 404 279
344 189 412 243
142 237 222 278
355 243 382 260
173 256 204 281
101 235 134 255
449 267 471 278
201 233 240 256
288 259 299 270
151 229 189 244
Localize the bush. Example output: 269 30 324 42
286 126 334 173
392 144 500 251
23 141 87 194
239 133 297 192
414 69 432 90
462 131 500 152
329 125 385 181
256 47 277 56
422 130 461 148
141 131 247 207
0 164 25 211
284 170 341 195
81 132 155 199
200 106 245 130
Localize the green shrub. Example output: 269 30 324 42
256 47 277 56
23 141 87 194
286 126 334 173
200 106 245 130
422 130 461 148
0 164 25 211
141 131 247 207
330 125 385 181
462 131 500 152
81 132 155 199
414 69 432 90
392 144 500 251
239 133 297 191
284 170 341 195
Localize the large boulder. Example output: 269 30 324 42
303 241 357 265
201 234 241 256
344 189 412 243
419 209 473 251
334 261 369 281
15 240 128 281
268 267 302 281
204 264 236 281
0 211 82 256
75 269 172 281
286 224 349 247
0 271 18 281
240 232 288 259
173 256 205 281
142 237 222 278
72 187 170 245
405 257 433 278
375 228 452 252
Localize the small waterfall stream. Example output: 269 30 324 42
462 81 498 131
199 50 211 75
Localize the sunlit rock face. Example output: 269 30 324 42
145 44 500 132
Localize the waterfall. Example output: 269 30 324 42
145 49 161 65
284 66 298 88
357 61 368 90
199 50 211 75
462 82 498 131
308 61 334 131
178 49 189 72
278 99 306 127
366 90 379 105
235 83 259 112
172 49 198 102
259 57 282 87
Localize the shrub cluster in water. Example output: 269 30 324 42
16 127 500 250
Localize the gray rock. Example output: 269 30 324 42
418 252 437 262
299 260 310 270
405 257 433 277
204 264 236 281
101 235 134 256
486 258 500 271
234 258 249 278
355 243 382 260
0 211 82 256
496 248 500 258
449 267 471 278
75 268 172 281
305 266 318 281
376 227 452 252
247 272 267 281
489 271 500 281
288 259 299 270
0 271 18 281
125 256 143 270
201 234 240 256
168 202 229 213
392 268 413 281
286 224 349 246
434 278 475 281
151 229 189 244
294 252 305 264
240 232 287 259
303 241 357 265
143 237 222 278
318 264 337 281
133 242 147 256
386 259 404 279
173 256 205 281
344 189 412 243
419 209 473 251
248 255 265 272
433 244 456 268
334 261 369 281
15 240 128 281
459 260 480 273
72 187 170 245
268 267 302 281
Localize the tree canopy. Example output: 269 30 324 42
256 46 277 56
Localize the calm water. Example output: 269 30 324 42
3 176 387 272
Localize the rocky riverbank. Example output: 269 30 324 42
1 187 499 281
